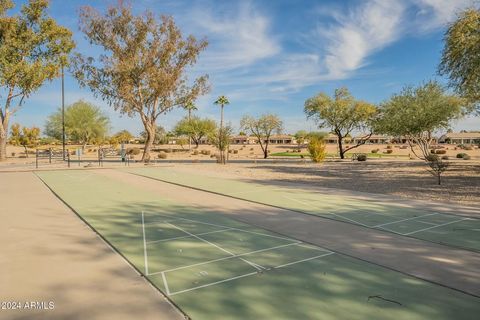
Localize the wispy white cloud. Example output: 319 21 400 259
189 1 280 71
411 0 477 32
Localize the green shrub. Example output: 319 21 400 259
435 149 447 154
357 154 367 161
157 152 167 159
307 136 327 163
426 154 439 161
456 153 467 158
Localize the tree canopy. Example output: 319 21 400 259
0 0 74 160
174 116 216 147
374 81 466 159
112 130 134 143
9 123 40 156
439 8 480 111
240 114 283 159
304 88 377 159
72 3 209 161
45 100 110 147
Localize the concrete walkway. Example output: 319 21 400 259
0 172 184 320
102 169 480 297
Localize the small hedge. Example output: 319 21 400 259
426 154 439 161
158 152 167 159
357 154 367 161
371 149 379 153
233 149 238 154
456 153 468 159
435 149 447 154
386 149 393 154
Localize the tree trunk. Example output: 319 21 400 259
263 142 269 159
0 135 7 161
337 134 345 159
437 173 441 185
142 125 155 162
0 118 8 161
23 145 28 158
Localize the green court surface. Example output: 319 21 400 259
127 167 480 252
35 170 480 320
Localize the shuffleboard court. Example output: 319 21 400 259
126 167 480 252
34 170 480 319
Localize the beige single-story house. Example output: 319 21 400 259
438 132 480 145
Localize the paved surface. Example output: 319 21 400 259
102 169 480 297
0 172 184 320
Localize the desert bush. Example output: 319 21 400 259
456 153 467 158
386 145 392 149
200 150 210 155
441 155 449 160
386 149 393 154
233 149 238 154
157 152 167 159
426 154 439 161
400 145 408 149
435 149 447 154
371 149 379 153
307 136 327 163
228 150 232 153
250 147 254 151
463 154 471 160
193 150 199 155
11 152 15 157
357 154 367 161
464 146 473 150
127 148 141 155
165 148 172 153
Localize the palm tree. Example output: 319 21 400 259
182 101 198 150
183 101 198 121
214 95 230 163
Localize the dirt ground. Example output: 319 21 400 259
165 160 480 207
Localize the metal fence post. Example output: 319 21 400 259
35 149 38 169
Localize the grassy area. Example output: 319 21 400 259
270 152 410 158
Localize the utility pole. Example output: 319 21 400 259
61 64 66 160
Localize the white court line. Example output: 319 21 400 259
275 252 335 269
161 272 171 295
373 213 439 228
146 213 293 241
149 242 302 276
282 195 372 228
141 211 149 275
168 271 259 296
165 222 265 271
147 228 234 244
404 218 470 235
167 252 335 296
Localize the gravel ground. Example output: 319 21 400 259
169 159 480 207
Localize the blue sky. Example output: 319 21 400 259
11 0 480 135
